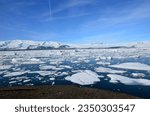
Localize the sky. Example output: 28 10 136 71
0 0 150 44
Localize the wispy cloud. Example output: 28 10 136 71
40 0 95 22
52 0 94 14
43 12 90 22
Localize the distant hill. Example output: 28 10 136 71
0 40 70 50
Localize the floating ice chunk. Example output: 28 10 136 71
12 58 44 64
39 65 57 70
29 71 55 76
12 58 17 63
9 81 17 84
39 65 64 71
71 60 81 64
107 74 150 86
26 83 34 86
23 79 31 83
30 58 40 62
12 67 21 71
65 70 100 85
100 57 107 60
83 60 90 63
15 76 29 81
0 71 6 75
107 56 112 60
0 65 12 70
131 73 145 78
96 61 111 65
59 72 69 76
4 71 28 77
59 65 72 69
52 82 55 86
110 62 150 71
50 61 63 65
35 75 43 80
49 78 55 81
95 67 126 74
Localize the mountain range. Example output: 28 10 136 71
0 40 150 50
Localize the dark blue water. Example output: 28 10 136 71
0 57 150 98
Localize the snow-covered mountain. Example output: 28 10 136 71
127 41 150 48
0 40 150 50
0 40 70 50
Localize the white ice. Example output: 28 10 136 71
0 65 12 70
4 71 28 77
107 74 150 86
23 79 31 83
39 65 64 71
65 70 100 85
95 67 126 74
28 71 55 76
12 58 44 64
49 78 55 81
9 81 17 84
131 73 145 78
110 62 150 71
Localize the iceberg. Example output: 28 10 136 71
65 70 100 85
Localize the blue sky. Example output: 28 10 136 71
0 0 150 43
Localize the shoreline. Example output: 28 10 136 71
0 85 138 99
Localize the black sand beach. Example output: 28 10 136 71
0 85 138 99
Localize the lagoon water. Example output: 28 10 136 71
0 54 150 98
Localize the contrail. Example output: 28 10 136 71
48 0 52 17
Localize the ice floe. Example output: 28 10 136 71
9 81 17 84
110 62 150 71
23 79 31 83
65 70 100 85
59 65 72 69
52 82 55 86
0 71 6 75
12 76 29 81
96 61 111 65
49 78 55 81
39 65 64 71
4 71 28 77
28 71 55 76
107 74 150 86
131 73 145 78
95 67 126 74
12 58 44 64
0 65 12 70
